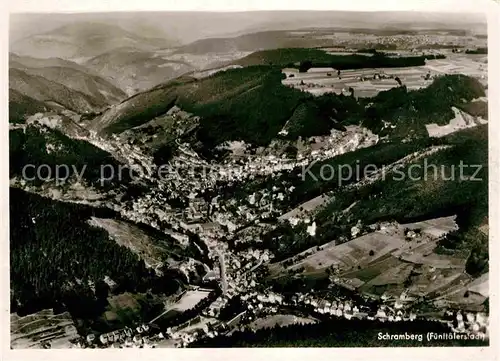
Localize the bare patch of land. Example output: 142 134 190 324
249 314 318 331
88 217 187 270
169 290 211 312
426 106 487 138
11 310 79 349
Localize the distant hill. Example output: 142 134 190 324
9 68 109 113
11 64 127 105
174 30 336 55
9 53 91 73
11 22 175 59
233 48 445 70
84 48 194 95
90 66 485 159
9 89 49 124
174 22 484 56
10 11 486 46
223 11 486 39
233 48 335 66
91 67 325 149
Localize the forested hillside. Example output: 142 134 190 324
9 68 107 113
9 89 48 124
234 48 446 70
13 66 127 105
93 64 484 157
9 126 127 188
260 125 488 269
10 188 188 321
94 66 323 148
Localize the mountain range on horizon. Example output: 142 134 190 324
10 10 487 47
8 13 489 118
7 9 490 350
10 22 175 59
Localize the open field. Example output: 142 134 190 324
400 216 459 238
360 262 414 288
11 310 79 349
108 292 142 311
434 291 487 312
398 240 468 269
343 252 471 301
270 216 478 302
272 228 408 276
282 54 487 97
341 254 407 294
282 66 430 97
423 54 487 83
171 290 211 312
407 266 464 297
149 290 211 324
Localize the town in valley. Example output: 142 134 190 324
8 10 489 349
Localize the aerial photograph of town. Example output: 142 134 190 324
7 5 490 352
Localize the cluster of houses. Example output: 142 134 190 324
114 119 379 256
73 283 488 348
217 247 272 295
203 296 228 318
77 324 156 349
451 311 489 339
289 293 418 323
330 34 483 50
203 290 420 335
164 319 222 347
233 290 422 326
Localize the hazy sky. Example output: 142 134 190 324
9 0 490 44
9 10 487 45
9 0 491 13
